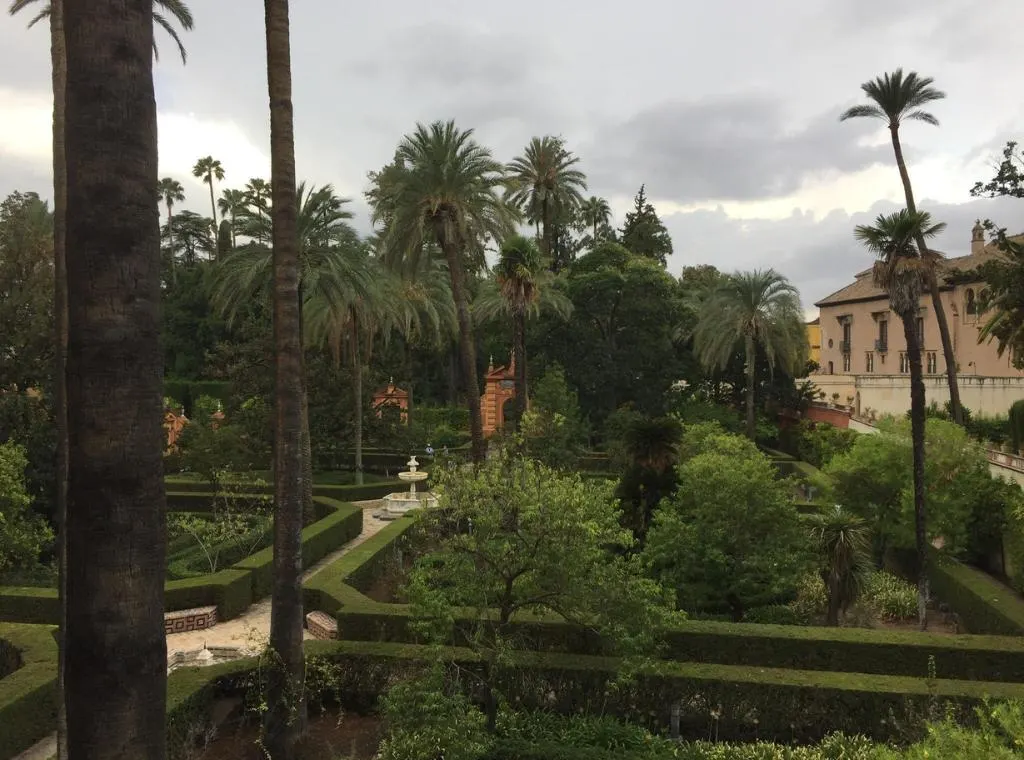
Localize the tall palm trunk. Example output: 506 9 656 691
207 174 217 228
297 285 314 523
541 197 552 258
890 127 963 425
49 2 69 757
744 333 756 439
437 222 485 463
351 314 364 485
900 310 929 629
511 310 527 430
64 2 166 757
264 0 306 757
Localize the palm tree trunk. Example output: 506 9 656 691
512 311 527 430
352 315 364 485
64 2 166 756
744 333 756 439
901 311 930 630
825 575 841 626
207 175 217 229
265 0 306 756
437 222 485 463
297 284 314 523
890 127 963 425
541 197 552 258
49 2 69 757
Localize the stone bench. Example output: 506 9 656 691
164 605 218 635
305 611 338 640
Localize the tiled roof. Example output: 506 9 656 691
814 240 1010 308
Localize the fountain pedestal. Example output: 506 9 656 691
378 455 437 519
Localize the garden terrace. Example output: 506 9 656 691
0 494 364 626
303 512 1024 684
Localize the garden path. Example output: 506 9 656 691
165 500 389 656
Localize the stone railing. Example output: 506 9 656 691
164 605 218 635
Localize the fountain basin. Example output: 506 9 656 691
167 645 245 673
379 490 437 519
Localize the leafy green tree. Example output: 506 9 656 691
841 69 962 425
176 395 253 492
692 269 806 439
370 120 518 463
0 391 56 523
519 363 586 469
162 262 227 378
192 155 225 231
0 191 54 390
163 209 214 267
619 185 672 266
643 430 809 619
505 136 587 271
407 455 675 730
473 235 572 428
0 441 53 574
809 506 872 626
855 210 946 628
614 415 682 544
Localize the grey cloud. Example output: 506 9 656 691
584 97 890 203
662 195 1024 309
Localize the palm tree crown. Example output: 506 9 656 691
10 0 195 63
839 68 945 129
579 195 612 242
192 155 225 225
854 210 946 315
157 177 185 213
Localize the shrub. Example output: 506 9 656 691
864 571 918 622
0 623 57 759
929 552 1024 635
743 605 803 626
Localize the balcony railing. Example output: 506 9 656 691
839 341 850 354
874 339 888 353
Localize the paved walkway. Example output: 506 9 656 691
166 501 388 656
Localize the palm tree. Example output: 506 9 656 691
473 234 572 428
157 176 185 253
841 69 963 425
855 209 946 630
506 136 588 264
305 249 397 484
217 188 247 248
63 0 166 756
245 177 271 244
810 505 872 626
618 415 683 543
372 120 518 464
211 182 355 515
580 195 612 243
192 155 225 230
692 269 806 439
263 0 305 756
9 3 191 757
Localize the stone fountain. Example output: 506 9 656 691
378 455 437 519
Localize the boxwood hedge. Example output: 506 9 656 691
0 497 364 625
929 552 1024 636
0 623 57 760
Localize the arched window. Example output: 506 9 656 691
828 361 834 375
965 288 977 315
980 289 990 313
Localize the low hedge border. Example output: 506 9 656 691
307 515 1024 684
0 623 57 760
0 498 364 626
163 479 406 505
929 551 1024 636
165 640 1024 748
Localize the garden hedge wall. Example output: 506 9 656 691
0 497 364 626
929 551 1024 636
163 478 406 504
0 623 57 760
162 640 1024 748
304 514 1024 684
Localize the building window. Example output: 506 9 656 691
879 319 888 349
926 352 937 374
827 360 833 374
866 352 874 372
842 353 851 372
966 288 977 315
899 352 909 374
916 317 924 345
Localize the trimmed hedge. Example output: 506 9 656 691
929 552 1024 636
167 640 1024 745
0 623 57 760
311 516 1024 684
164 478 406 503
1 498 363 625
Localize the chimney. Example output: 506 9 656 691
971 220 986 255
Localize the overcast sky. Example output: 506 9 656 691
2 0 1024 313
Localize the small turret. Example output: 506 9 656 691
972 220 986 255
